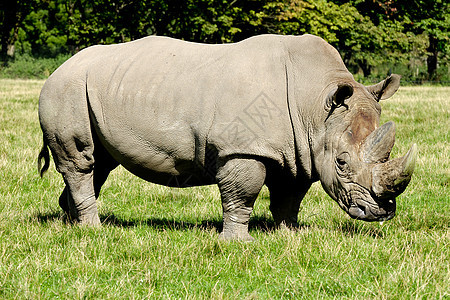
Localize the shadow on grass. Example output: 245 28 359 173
33 211 392 238
34 211 64 223
32 211 279 233
100 213 223 231
100 213 279 233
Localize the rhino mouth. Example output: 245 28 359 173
347 199 396 221
337 186 396 222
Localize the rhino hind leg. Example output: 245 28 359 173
60 140 118 225
216 158 266 241
58 186 70 214
58 150 118 223
60 170 100 225
92 141 119 198
45 128 109 226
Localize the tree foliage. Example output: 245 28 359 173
0 0 448 81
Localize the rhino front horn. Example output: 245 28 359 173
372 144 417 199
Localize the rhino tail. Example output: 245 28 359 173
38 136 50 177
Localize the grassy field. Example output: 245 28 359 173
0 79 449 299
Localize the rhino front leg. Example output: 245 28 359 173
268 181 311 228
216 158 266 241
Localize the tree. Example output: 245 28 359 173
398 0 449 80
2 0 448 82
0 0 34 59
267 0 387 76
142 0 274 43
332 0 449 80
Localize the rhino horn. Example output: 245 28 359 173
371 144 417 199
361 121 396 164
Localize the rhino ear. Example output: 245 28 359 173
366 74 401 101
326 83 354 110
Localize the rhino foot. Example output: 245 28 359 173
64 195 101 226
219 229 254 242
77 213 101 226
63 209 101 226
278 221 299 230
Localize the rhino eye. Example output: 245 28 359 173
337 157 346 166
336 153 350 172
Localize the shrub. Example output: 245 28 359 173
0 54 70 79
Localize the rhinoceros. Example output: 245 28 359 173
38 34 416 240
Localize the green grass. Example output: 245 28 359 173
0 79 449 299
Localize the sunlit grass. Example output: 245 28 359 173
0 79 448 298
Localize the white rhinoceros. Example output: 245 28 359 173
38 34 416 240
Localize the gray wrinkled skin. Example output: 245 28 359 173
38 34 416 241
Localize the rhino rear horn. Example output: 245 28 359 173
372 144 417 199
361 121 396 164
366 74 401 101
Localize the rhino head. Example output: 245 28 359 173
315 74 416 222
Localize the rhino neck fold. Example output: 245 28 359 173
284 59 313 181
295 73 355 183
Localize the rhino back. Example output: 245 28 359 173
73 35 296 183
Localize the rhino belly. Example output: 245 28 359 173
88 90 215 187
96 121 215 187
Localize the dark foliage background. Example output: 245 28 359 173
1 0 448 83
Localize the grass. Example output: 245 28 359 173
0 79 449 299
